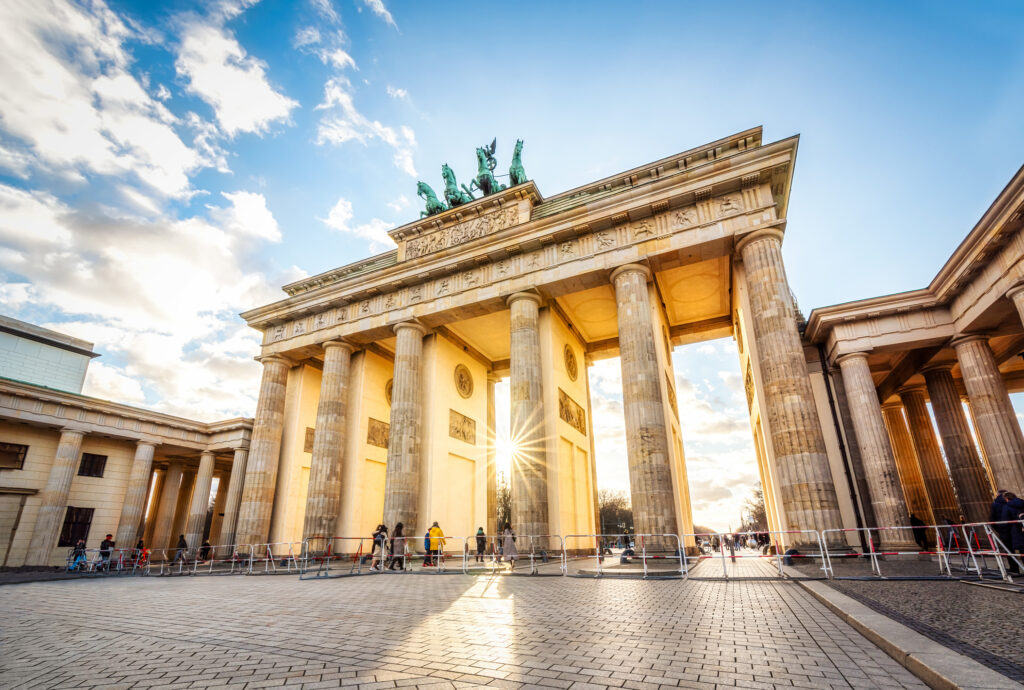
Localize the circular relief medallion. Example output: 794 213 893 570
564 344 578 381
385 379 393 406
454 364 473 399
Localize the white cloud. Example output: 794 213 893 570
387 194 409 212
0 0 212 198
294 26 321 47
311 0 340 24
83 360 146 405
154 84 171 100
211 191 282 242
386 85 408 100
320 48 357 71
322 197 396 253
315 78 417 176
360 0 396 28
176 18 298 138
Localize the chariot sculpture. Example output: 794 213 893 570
417 138 527 218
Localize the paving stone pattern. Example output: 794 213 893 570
0 574 927 689
825 579 1024 682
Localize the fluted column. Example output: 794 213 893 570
923 365 991 522
507 293 549 539
235 355 291 546
737 229 843 535
149 463 182 554
952 335 1024 492
142 468 165 546
836 353 915 547
25 428 86 565
208 472 228 544
303 341 355 539
899 387 959 522
114 441 157 547
218 447 248 547
184 452 216 550
383 322 427 533
486 372 498 537
611 265 678 538
881 403 934 524
1006 284 1024 330
171 470 196 544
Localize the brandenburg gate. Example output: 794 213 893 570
235 127 855 549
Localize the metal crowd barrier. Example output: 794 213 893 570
957 520 1024 583
679 529 830 579
66 547 150 575
464 534 566 576
563 533 684 579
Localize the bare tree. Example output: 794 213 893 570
496 472 511 532
598 489 632 535
741 486 768 532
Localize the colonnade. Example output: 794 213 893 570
831 283 1024 540
233 228 851 548
25 435 247 566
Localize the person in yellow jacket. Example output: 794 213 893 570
427 521 445 567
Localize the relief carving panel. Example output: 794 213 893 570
448 409 476 444
406 205 519 259
558 388 587 435
367 418 390 448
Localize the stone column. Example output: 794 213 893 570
25 428 86 565
923 365 991 523
836 353 915 547
507 292 550 539
881 403 934 524
899 387 960 524
184 452 216 551
1006 284 1024 329
737 229 843 535
383 322 427 533
149 462 183 555
171 470 196 544
208 472 228 545
486 372 498 537
143 468 165 547
114 441 157 548
303 341 355 539
611 264 678 538
952 335 1024 492
583 356 602 534
235 355 291 547
218 447 248 547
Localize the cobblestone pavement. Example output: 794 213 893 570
0 574 928 690
824 578 1024 682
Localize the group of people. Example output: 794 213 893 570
67 534 151 571
365 522 520 571
989 489 1024 573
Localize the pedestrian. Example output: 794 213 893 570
428 521 445 568
387 522 404 570
134 538 148 566
422 529 432 566
1000 492 1024 575
97 532 114 569
990 490 1011 552
909 514 928 550
370 524 388 571
199 540 212 561
502 523 518 571
173 534 187 563
68 538 87 571
475 527 486 563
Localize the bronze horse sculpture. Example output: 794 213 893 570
417 181 447 217
441 164 474 208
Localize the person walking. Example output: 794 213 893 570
387 522 404 570
173 535 187 563
990 490 1011 555
502 523 518 571
909 514 928 550
98 534 115 571
370 524 388 571
475 527 486 563
1000 492 1024 575
428 521 445 568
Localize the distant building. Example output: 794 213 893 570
0 317 251 568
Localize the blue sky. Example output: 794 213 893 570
1 1 1022 530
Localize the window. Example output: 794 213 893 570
0 443 28 470
58 506 94 547
78 453 107 478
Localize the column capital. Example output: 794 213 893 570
135 439 158 449
199 450 216 460
255 353 292 367
232 445 249 453
59 427 87 438
609 263 652 284
949 333 991 349
835 351 871 367
897 384 927 397
880 400 904 411
322 339 356 354
392 320 427 337
734 227 785 256
1005 283 1024 301
920 362 954 376
486 372 501 384
506 291 543 308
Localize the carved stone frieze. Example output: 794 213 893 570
564 345 578 381
448 409 476 444
406 205 520 259
558 388 587 435
454 364 473 398
367 418 390 448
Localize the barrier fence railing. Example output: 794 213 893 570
186 543 251 575
679 530 830 579
244 542 303 574
821 525 953 579
300 537 369 578
563 533 684 578
957 520 1024 583
463 534 566 575
66 547 150 575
